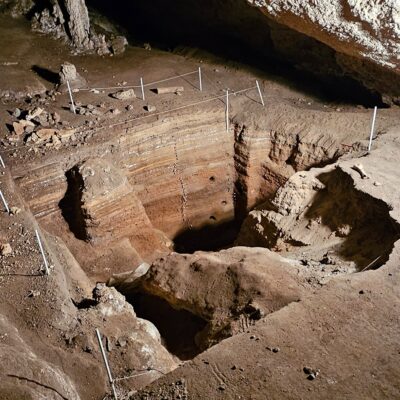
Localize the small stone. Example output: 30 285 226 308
13 108 21 118
373 181 382 186
352 163 369 179
111 108 121 115
53 112 61 124
26 107 44 121
144 105 156 112
27 290 40 297
144 42 152 51
10 207 21 215
0 243 12 256
25 125 34 134
359 290 364 294
218 385 226 391
126 104 134 111
12 121 25 136
35 128 58 144
106 336 113 352
303 366 319 380
117 337 127 347
336 224 351 237
272 347 280 353
111 89 136 100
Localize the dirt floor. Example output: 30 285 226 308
0 14 400 400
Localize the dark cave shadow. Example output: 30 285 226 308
125 292 207 360
174 218 241 254
31 65 59 84
58 168 88 241
304 169 400 271
87 0 387 107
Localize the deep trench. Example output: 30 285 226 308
173 125 253 254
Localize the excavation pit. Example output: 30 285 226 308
125 292 207 361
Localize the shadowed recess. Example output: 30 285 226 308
87 0 386 107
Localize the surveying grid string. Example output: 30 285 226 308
77 70 199 92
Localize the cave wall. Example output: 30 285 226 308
85 0 398 103
2 0 399 101
250 0 400 103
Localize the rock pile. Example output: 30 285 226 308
8 106 77 150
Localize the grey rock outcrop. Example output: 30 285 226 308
63 0 91 49
27 0 122 55
0 0 33 16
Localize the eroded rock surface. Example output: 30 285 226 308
129 247 304 350
237 144 400 271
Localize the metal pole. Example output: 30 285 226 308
96 329 118 400
0 190 9 214
225 90 229 132
140 77 145 101
66 80 76 114
368 106 377 153
198 67 203 92
0 155 5 168
256 80 265 106
35 229 50 275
